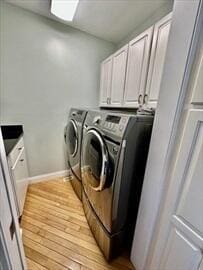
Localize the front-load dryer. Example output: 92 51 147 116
65 108 88 200
81 110 154 260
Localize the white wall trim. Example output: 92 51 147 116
28 169 70 184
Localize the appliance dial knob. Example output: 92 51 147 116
113 146 119 154
93 116 101 125
119 125 124 131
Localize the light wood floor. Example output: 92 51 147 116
21 178 134 270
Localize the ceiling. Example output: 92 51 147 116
5 0 172 44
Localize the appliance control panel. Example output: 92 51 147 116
100 114 129 137
85 111 132 139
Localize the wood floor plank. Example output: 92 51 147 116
24 236 81 270
22 215 101 254
27 187 83 212
33 180 81 201
23 209 95 243
30 182 82 205
26 191 86 218
22 220 133 270
22 179 134 270
26 258 48 270
23 228 125 270
25 195 89 228
24 201 91 235
24 246 70 270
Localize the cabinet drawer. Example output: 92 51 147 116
9 137 24 167
11 149 28 216
12 150 28 183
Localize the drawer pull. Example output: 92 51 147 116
19 159 24 162
9 218 16 240
138 94 143 105
18 147 23 151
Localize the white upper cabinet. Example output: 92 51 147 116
123 27 153 107
99 13 172 109
110 45 128 107
99 56 113 106
145 13 172 108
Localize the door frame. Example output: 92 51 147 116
0 129 27 269
130 1 203 270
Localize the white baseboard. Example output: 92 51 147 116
28 169 70 184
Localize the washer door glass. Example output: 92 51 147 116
82 129 108 192
66 120 78 157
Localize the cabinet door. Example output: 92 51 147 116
145 13 172 108
123 27 153 108
11 149 28 216
152 110 203 270
99 56 113 106
110 45 128 107
9 137 24 167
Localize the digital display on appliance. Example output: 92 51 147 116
106 115 121 123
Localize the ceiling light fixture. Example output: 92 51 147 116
51 0 79 22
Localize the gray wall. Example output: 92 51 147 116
117 1 174 49
0 2 115 177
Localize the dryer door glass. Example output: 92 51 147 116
66 120 78 157
82 129 108 192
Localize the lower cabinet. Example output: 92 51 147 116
8 137 28 216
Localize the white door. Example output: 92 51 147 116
99 56 113 106
199 259 203 270
191 32 203 105
110 45 128 107
151 110 203 270
145 13 172 108
123 27 153 108
0 162 24 270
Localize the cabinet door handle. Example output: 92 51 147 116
18 147 22 151
107 97 111 105
138 94 143 105
144 94 148 104
19 159 24 162
9 218 16 240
